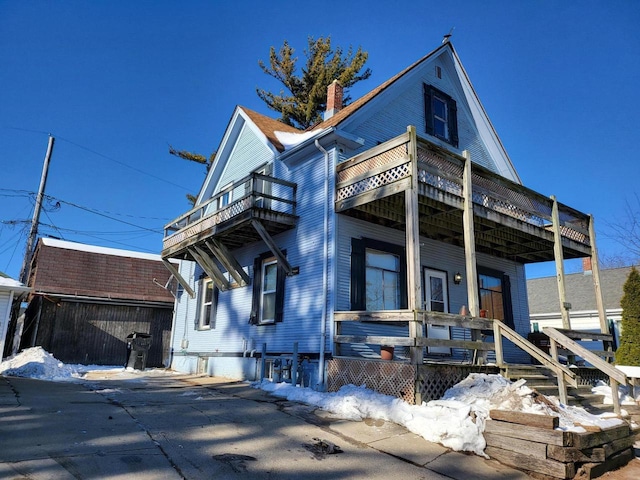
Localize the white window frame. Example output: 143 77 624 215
365 248 401 310
218 183 232 210
259 257 278 324
432 94 449 141
199 278 214 330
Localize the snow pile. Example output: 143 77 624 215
254 373 626 457
0 347 80 380
592 380 640 406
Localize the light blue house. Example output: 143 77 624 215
161 41 598 402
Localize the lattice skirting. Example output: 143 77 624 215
327 358 416 404
573 367 610 386
417 365 500 402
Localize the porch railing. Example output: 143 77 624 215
334 310 577 403
335 131 591 248
544 327 626 414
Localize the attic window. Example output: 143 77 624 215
435 66 442 79
424 84 458 148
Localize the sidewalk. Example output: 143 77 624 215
1 372 638 479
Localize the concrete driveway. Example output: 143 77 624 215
0 371 610 479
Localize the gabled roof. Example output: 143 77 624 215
244 41 520 183
527 266 637 314
242 107 301 153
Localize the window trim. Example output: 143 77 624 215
424 83 459 148
197 277 218 330
477 266 514 329
351 238 407 311
250 250 286 325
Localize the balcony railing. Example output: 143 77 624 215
162 172 297 256
335 131 591 260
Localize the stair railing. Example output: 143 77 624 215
544 327 628 415
493 321 577 404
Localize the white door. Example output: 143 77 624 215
423 268 451 354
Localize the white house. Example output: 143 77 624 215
161 41 600 400
0 272 31 359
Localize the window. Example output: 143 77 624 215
424 84 458 147
198 278 218 329
250 251 286 325
351 238 407 310
478 268 513 328
366 249 400 310
218 183 232 209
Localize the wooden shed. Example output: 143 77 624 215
18 238 175 367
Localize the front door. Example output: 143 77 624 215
423 268 451 354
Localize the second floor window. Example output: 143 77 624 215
424 84 459 148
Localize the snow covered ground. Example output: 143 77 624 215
0 347 635 458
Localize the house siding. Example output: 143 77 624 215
339 53 499 173
336 215 529 363
214 123 274 195
171 147 337 378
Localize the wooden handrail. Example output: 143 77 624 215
544 328 626 384
494 322 577 387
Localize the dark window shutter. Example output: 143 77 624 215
424 84 434 136
502 274 514 329
350 238 365 310
195 279 203 329
249 256 262 324
275 263 286 322
448 97 459 148
211 286 219 327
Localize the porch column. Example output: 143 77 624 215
588 215 609 333
461 151 479 317
406 126 423 365
551 195 571 329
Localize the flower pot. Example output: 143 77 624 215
380 345 394 360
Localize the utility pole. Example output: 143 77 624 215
19 135 55 285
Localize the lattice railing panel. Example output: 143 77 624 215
163 198 251 249
327 357 416 404
336 162 410 202
336 144 407 184
417 365 499 401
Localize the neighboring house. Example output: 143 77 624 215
0 272 31 360
17 238 175 367
161 40 598 395
527 260 636 345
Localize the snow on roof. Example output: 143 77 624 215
1 347 630 459
40 238 163 262
0 273 30 291
274 129 324 151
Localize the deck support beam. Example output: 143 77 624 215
206 239 250 287
161 259 195 299
588 215 609 334
406 126 424 370
251 219 296 276
190 245 230 291
551 195 571 329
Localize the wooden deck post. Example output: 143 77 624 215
551 195 571 330
406 126 423 367
461 151 482 358
588 215 609 334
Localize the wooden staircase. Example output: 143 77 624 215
502 364 640 423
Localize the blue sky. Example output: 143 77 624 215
1 0 638 281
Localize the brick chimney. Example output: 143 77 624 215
583 257 593 274
324 80 343 120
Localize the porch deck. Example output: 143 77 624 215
336 129 591 263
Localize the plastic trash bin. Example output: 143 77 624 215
125 332 152 370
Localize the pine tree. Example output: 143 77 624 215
615 266 640 365
168 145 216 206
256 36 372 129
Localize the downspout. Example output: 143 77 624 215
314 139 330 391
